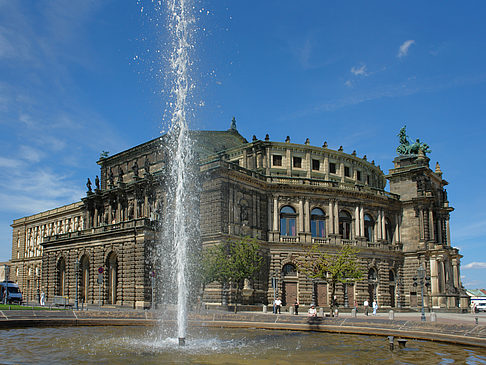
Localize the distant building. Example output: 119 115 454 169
9 121 468 309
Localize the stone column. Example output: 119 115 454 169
437 217 442 244
273 197 278 231
324 156 329 180
376 210 382 240
242 149 247 169
419 209 425 241
452 259 459 289
355 206 360 237
286 149 291 176
299 199 304 233
429 210 435 242
381 210 386 241
430 258 439 307
306 151 311 178
328 201 334 234
359 206 364 238
446 217 451 246
304 199 310 233
93 208 98 228
144 195 149 218
394 215 400 244
334 201 339 235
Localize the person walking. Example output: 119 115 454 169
294 299 299 315
364 299 369 316
40 291 45 306
274 297 282 314
372 300 378 315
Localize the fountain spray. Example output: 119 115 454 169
163 0 196 346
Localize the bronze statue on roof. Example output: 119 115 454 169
396 125 431 155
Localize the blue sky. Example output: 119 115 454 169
0 1 485 288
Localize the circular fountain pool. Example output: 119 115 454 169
1 326 485 364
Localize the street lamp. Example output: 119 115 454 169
413 265 430 322
75 261 79 310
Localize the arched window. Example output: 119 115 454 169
106 252 118 305
282 263 297 276
311 208 326 238
80 255 90 304
280 206 296 236
57 257 66 296
339 211 352 239
389 270 395 283
364 214 374 242
385 218 393 243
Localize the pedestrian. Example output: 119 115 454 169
372 300 378 315
274 297 282 314
40 291 45 306
472 302 476 314
354 299 358 313
294 299 299 315
308 304 317 317
364 299 369 316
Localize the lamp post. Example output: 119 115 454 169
75 261 79 310
271 272 277 313
413 265 430 322
3 264 9 304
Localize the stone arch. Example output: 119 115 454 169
364 213 375 242
56 255 67 296
79 253 90 304
280 205 297 237
310 207 326 238
338 210 352 239
105 251 118 305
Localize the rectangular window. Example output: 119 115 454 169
329 162 336 174
312 159 320 171
367 175 370 185
357 170 361 181
293 156 302 168
273 155 282 167
344 166 350 177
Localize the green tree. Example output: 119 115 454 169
202 237 264 313
299 244 362 315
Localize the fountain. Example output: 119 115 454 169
156 0 197 346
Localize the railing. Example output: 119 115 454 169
43 218 154 243
312 237 331 244
280 236 299 243
200 159 399 200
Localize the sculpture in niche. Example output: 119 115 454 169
132 160 139 177
144 158 150 174
118 166 124 183
240 200 249 226
108 169 114 186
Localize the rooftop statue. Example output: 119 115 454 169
396 126 431 155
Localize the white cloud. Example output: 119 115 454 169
398 40 415 58
463 262 486 269
19 145 44 163
0 156 23 168
351 64 367 76
344 80 353 87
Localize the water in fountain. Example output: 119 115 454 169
155 0 198 345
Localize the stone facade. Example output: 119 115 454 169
9 125 468 310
